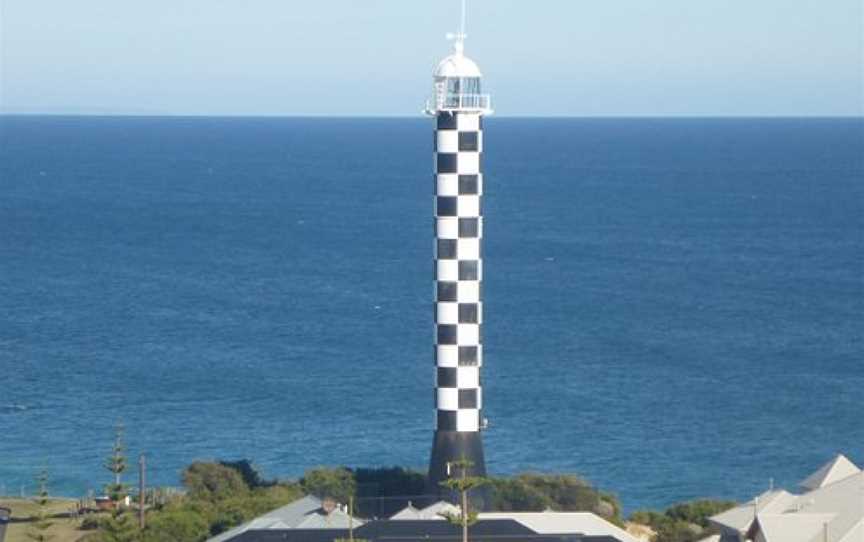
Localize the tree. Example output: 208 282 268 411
488 477 550 511
140 509 209 542
104 422 129 511
27 469 54 542
630 499 737 542
439 459 489 542
486 473 622 522
182 462 249 502
218 460 273 489
665 499 737 527
97 513 140 542
353 466 426 518
301 467 356 503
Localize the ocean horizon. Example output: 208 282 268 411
1 116 862 512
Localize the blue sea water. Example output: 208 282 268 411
0 116 862 512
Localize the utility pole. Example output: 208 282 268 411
138 454 146 530
459 464 468 542
348 495 354 542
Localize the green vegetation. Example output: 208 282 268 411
300 467 356 503
3 452 735 542
103 423 129 510
439 459 489 542
355 467 425 518
26 470 54 542
630 499 737 542
0 497 81 542
72 462 629 541
490 473 622 522
82 460 303 542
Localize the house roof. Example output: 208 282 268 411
836 519 863 542
390 500 461 520
480 512 642 542
389 503 422 520
756 513 836 542
710 490 797 533
796 470 864 542
421 500 460 518
711 456 864 542
800 455 861 491
207 495 363 542
229 529 349 542
214 496 650 542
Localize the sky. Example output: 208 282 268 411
1 0 862 116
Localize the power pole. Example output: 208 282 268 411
459 465 468 542
348 495 354 542
138 454 146 530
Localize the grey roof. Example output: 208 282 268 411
756 512 836 542
389 503 423 520
800 454 861 491
710 455 864 542
390 500 459 520
230 529 349 542
233 519 631 542
710 489 797 534
207 495 364 542
481 512 642 542
357 518 537 538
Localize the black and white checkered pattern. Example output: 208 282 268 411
434 111 484 433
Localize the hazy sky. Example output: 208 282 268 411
1 0 862 116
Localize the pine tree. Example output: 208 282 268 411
98 512 139 542
104 421 129 512
439 458 489 542
27 469 54 542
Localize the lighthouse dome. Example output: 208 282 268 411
435 52 482 78
426 40 491 115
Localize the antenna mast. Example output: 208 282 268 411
460 0 467 41
447 0 468 54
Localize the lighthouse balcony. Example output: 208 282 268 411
425 94 492 115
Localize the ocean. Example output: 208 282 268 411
0 116 861 512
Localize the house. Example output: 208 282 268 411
207 495 363 542
480 511 641 541
705 454 864 542
230 518 632 541
389 500 460 520
212 495 640 542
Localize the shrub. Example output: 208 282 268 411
141 509 209 542
182 462 249 501
301 467 356 502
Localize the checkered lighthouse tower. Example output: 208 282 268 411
425 6 493 495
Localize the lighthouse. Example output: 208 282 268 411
425 1 493 496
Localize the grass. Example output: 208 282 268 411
0 498 94 542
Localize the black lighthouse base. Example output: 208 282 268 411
426 430 489 508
